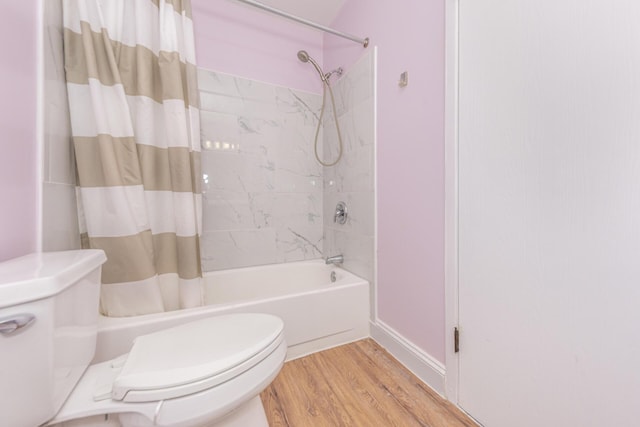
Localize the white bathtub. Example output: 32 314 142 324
94 260 370 363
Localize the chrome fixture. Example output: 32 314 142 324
399 71 409 88
0 313 36 335
334 201 348 225
297 50 328 82
325 254 344 265
234 0 370 47
297 50 345 167
326 67 344 81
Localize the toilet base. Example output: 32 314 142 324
211 396 269 427
51 396 269 427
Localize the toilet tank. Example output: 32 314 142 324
0 250 106 427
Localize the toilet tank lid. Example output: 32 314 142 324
0 250 106 309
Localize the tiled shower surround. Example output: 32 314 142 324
323 52 376 286
198 50 375 275
198 70 324 271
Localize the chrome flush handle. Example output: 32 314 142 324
0 314 36 336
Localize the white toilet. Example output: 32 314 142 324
0 250 286 427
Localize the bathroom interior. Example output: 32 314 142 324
3 0 640 426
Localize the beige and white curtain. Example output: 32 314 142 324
63 0 202 317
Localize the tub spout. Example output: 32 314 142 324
325 254 344 265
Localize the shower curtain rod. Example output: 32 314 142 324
233 0 369 47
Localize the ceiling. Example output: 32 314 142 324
249 0 347 26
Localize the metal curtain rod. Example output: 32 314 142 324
233 0 369 48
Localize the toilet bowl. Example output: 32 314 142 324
0 250 286 427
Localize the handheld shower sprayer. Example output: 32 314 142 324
297 50 327 82
296 50 344 167
297 51 343 82
297 50 310 62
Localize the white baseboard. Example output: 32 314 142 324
370 320 446 396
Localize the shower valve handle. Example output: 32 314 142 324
334 201 348 225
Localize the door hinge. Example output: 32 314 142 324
454 327 460 353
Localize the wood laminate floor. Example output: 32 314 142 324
260 339 477 427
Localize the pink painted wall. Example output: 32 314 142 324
0 2 39 262
191 0 324 94
191 0 447 363
0 0 446 361
325 1 446 363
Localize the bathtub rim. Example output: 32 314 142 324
97 260 367 329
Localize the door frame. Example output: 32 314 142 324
444 0 461 403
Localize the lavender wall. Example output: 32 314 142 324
0 3 39 262
189 0 447 363
0 0 446 363
325 1 446 363
191 0 324 94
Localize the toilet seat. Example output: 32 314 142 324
113 313 284 402
47 313 287 427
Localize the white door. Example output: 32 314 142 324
458 1 640 426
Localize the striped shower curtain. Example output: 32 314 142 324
63 0 202 317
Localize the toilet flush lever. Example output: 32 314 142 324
0 314 36 336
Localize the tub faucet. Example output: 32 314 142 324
325 254 344 265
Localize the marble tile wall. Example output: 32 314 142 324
198 70 324 271
323 51 376 288
42 0 81 251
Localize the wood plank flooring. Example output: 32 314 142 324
260 339 477 427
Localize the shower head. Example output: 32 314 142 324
297 50 310 63
297 50 327 82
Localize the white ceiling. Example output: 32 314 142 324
253 0 347 26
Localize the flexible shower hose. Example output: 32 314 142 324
313 78 344 167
